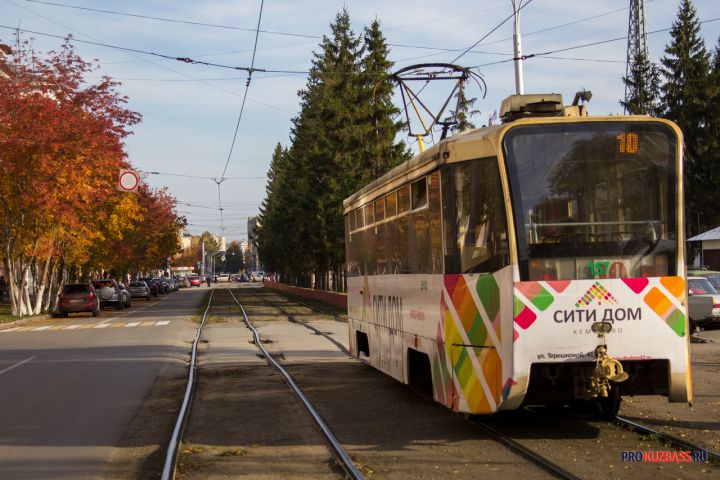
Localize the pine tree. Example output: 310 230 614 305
620 49 662 115
660 0 713 229
450 80 481 134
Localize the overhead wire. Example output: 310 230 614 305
214 0 265 238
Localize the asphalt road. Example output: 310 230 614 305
0 287 206 479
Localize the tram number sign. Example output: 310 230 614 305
589 260 627 278
616 133 639 154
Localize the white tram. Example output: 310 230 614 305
343 94 691 416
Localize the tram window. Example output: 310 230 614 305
398 186 411 214
375 199 385 222
364 203 375 226
385 191 397 218
356 207 365 229
411 177 428 210
348 210 357 232
442 157 509 274
503 122 678 280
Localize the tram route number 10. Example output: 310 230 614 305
617 132 639 154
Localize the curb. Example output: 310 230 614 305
0 314 53 331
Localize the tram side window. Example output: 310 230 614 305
364 203 375 226
375 198 386 222
385 191 397 218
398 185 411 214
443 157 509 274
356 208 365 229
411 177 428 210
348 209 357 231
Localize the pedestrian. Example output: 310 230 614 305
206 276 211 287
0 275 5 302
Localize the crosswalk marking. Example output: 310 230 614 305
1 320 172 333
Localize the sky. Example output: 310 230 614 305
1 0 719 244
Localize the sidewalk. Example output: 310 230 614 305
0 301 51 330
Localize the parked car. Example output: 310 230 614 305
91 279 129 310
128 280 152 300
57 283 99 317
118 283 133 308
688 268 720 290
175 276 189 288
188 275 202 287
139 277 160 297
687 276 720 331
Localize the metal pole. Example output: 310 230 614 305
201 234 205 276
512 0 524 95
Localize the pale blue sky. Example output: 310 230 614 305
1 0 718 242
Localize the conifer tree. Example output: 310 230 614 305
450 80 481 134
620 49 662 115
660 0 713 229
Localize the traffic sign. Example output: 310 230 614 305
118 169 139 193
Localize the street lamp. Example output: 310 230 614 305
210 251 225 277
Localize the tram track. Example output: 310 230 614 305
162 286 364 480
614 415 720 465
246 285 719 478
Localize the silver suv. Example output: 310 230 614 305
91 279 131 310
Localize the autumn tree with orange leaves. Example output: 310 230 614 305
0 38 184 316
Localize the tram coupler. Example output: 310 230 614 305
584 322 629 399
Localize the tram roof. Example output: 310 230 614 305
342 114 682 214
342 124 504 213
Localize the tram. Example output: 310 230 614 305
343 93 691 416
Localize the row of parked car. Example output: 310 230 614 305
687 268 720 332
56 277 180 317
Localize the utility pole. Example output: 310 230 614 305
624 0 649 113
511 0 525 95
201 234 205 276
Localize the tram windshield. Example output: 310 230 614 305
503 122 678 281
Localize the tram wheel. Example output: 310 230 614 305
595 385 621 420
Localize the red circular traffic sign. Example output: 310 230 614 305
119 170 139 191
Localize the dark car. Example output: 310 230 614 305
128 281 152 300
140 277 160 297
91 279 129 310
57 283 99 317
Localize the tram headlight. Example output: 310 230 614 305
591 321 613 334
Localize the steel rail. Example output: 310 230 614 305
615 415 720 464
472 421 583 480
226 288 365 480
249 290 351 355
263 288 348 323
161 288 216 480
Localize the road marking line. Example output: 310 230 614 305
0 356 36 376
48 325 65 330
64 325 82 330
32 326 52 331
15 327 35 331
124 322 141 328
93 323 111 329
0 327 21 333
156 321 170 326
